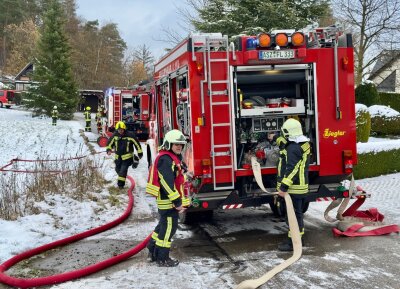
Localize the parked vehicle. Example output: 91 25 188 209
97 84 153 146
147 26 357 222
0 90 15 108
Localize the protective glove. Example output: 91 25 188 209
132 155 140 168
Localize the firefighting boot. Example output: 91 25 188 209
147 240 156 262
155 248 179 267
278 238 293 252
157 258 179 267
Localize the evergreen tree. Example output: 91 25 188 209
25 0 78 119
189 0 332 36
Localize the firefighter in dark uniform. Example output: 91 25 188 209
51 105 58 126
269 118 311 251
106 121 143 189
84 106 92 132
95 108 103 134
145 129 190 267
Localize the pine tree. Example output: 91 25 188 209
25 0 78 119
189 0 332 36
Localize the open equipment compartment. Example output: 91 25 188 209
233 64 317 170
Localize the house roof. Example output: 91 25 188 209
14 62 34 80
369 50 400 80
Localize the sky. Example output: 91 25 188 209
75 0 192 60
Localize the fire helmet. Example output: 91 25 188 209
162 129 187 150
53 106 57 109
281 118 303 138
115 121 126 130
86 106 91 111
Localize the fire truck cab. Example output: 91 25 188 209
148 25 356 221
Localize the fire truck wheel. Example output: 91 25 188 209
97 136 108 147
0 102 3 108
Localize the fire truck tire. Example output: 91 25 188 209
97 136 108 147
0 102 3 108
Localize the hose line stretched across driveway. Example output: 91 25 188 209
0 176 152 289
235 157 302 289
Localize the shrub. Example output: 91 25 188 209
355 82 380 106
355 104 370 142
379 92 400 112
371 115 400 135
354 149 400 179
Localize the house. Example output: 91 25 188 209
368 50 400 93
14 62 36 92
79 89 104 112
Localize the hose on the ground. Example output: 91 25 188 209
234 157 302 289
0 175 151 288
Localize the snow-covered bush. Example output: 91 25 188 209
369 105 400 136
355 104 370 143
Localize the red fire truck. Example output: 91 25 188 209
147 25 357 222
98 84 152 146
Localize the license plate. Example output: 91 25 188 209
259 50 295 60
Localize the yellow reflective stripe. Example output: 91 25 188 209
282 177 293 187
300 144 310 185
158 173 180 201
151 232 159 241
182 196 190 206
287 185 308 194
127 137 143 154
107 137 116 150
118 176 126 181
286 158 302 182
146 186 159 197
121 153 133 160
160 217 173 248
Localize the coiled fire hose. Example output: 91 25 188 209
235 157 302 289
0 175 151 288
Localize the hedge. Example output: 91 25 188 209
371 115 400 135
356 108 370 142
379 92 400 112
354 149 400 179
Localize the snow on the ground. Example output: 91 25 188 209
357 137 400 154
1 107 399 289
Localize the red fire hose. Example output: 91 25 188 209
0 175 152 288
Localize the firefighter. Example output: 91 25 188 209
84 106 92 132
106 121 143 189
268 118 311 251
51 105 58 126
145 129 190 267
95 108 103 134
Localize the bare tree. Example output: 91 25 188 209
333 0 400 86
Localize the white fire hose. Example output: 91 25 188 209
235 157 302 289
